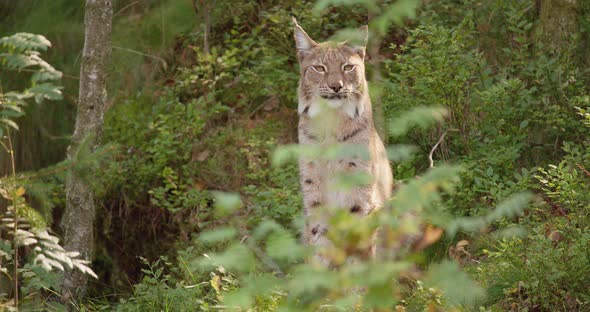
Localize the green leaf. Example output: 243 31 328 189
266 231 305 261
272 144 369 167
371 0 419 34
223 289 254 309
272 144 301 167
288 266 338 298
491 225 527 239
252 219 283 240
387 144 418 162
424 261 485 306
243 274 283 297
392 165 461 215
32 65 63 83
485 192 533 222
0 33 52 52
28 83 63 104
313 0 378 14
0 53 38 69
329 27 369 47
389 106 448 137
198 227 237 244
1 118 19 131
199 244 255 273
1 103 24 116
212 192 242 216
447 192 533 236
331 172 373 190
364 283 396 308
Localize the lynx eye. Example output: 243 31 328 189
343 64 355 72
312 65 326 73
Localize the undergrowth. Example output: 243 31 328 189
1 0 589 310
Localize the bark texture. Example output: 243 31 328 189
540 0 590 79
540 0 578 45
61 0 112 307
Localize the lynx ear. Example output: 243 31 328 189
350 25 368 60
292 17 318 61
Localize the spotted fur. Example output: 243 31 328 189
293 19 393 266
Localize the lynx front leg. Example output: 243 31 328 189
328 157 379 260
299 159 331 265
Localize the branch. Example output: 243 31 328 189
576 163 590 178
112 46 167 70
238 229 285 278
113 1 138 18
428 129 458 168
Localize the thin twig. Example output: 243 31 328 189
238 228 285 278
112 46 167 69
0 144 116 184
113 1 138 18
0 140 9 153
7 129 18 309
575 163 590 178
428 129 458 168
540 194 568 217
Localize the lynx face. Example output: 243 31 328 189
294 20 368 116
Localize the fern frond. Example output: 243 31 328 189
0 33 52 52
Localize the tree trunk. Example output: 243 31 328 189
193 0 214 54
540 0 578 46
539 0 590 81
61 0 112 307
203 0 211 54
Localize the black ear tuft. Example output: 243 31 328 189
293 18 318 61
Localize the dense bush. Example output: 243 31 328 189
90 0 590 310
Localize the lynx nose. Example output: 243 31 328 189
329 81 343 93
330 85 342 93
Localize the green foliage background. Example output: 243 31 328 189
1 0 589 311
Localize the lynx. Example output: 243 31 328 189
293 18 393 265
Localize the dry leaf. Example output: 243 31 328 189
549 230 563 244
263 96 279 111
449 240 471 263
456 239 469 248
196 150 210 162
16 187 26 197
0 187 8 199
413 225 443 251
210 274 221 294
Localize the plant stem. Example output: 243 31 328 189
7 128 18 309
